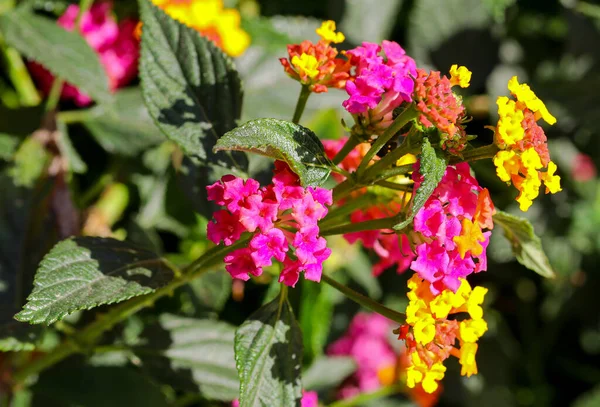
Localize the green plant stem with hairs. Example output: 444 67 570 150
321 274 406 323
11 238 250 385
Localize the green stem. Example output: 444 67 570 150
12 238 249 385
292 84 311 124
449 143 499 164
45 79 64 112
327 383 404 407
373 164 414 183
331 178 358 202
319 194 377 228
375 180 413 192
332 133 361 165
0 40 40 106
356 105 417 176
57 108 96 124
320 216 397 236
321 274 406 323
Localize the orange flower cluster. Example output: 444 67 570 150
280 21 351 93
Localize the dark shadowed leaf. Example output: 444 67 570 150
15 237 175 325
215 118 332 186
493 210 555 278
32 365 168 407
300 280 334 363
136 314 239 401
0 173 60 350
394 138 447 230
0 9 111 103
235 292 303 407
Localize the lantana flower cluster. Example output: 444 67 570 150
411 163 494 295
493 76 561 211
279 21 351 93
207 161 332 287
150 0 250 57
398 275 488 393
29 2 139 106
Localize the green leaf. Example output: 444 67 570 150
80 88 166 156
138 0 245 166
572 384 600 407
187 269 232 315
493 210 555 278
215 118 333 186
0 174 60 351
8 136 50 187
15 237 175 325
300 280 334 363
0 9 111 104
136 314 239 401
394 138 447 230
302 356 356 391
235 292 303 407
32 365 168 407
0 133 20 161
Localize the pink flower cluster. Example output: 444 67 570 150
343 41 417 118
29 2 139 106
207 161 332 287
410 163 494 295
232 391 318 407
328 313 397 398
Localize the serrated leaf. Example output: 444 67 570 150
136 314 239 400
15 237 175 325
493 210 555 278
235 293 303 407
138 0 245 167
0 9 111 104
81 88 166 156
394 138 447 230
0 133 20 161
32 365 168 407
215 118 333 186
302 356 356 391
8 136 50 187
0 174 59 350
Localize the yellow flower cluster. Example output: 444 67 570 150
152 0 250 57
493 76 561 211
403 275 488 393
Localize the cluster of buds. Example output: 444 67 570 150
207 161 332 287
279 21 351 93
493 76 561 210
398 275 488 393
150 0 250 56
412 66 470 154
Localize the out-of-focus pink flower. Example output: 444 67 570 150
572 153 597 182
28 2 139 106
328 313 397 397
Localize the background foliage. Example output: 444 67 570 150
0 0 599 406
